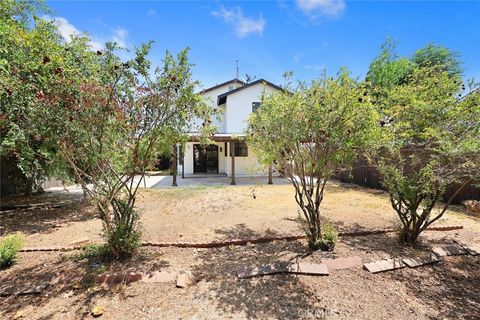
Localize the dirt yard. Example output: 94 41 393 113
1 181 479 319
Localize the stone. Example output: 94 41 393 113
176 271 192 288
363 259 405 273
322 256 363 271
0 284 48 297
91 305 104 317
463 244 480 256
432 245 467 257
142 271 177 283
464 200 480 216
402 254 442 268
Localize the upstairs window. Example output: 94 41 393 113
230 141 248 157
252 102 261 112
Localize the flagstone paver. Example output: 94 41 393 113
96 272 142 284
402 254 442 268
363 259 406 273
463 245 480 256
142 271 178 283
237 262 290 279
322 256 363 271
432 245 467 257
0 284 48 297
287 263 329 275
237 262 329 279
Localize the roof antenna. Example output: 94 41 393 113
236 60 239 79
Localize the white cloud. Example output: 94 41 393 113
305 64 325 71
43 15 104 51
296 0 345 19
212 6 265 38
147 9 157 17
293 52 303 63
111 27 128 48
43 16 129 51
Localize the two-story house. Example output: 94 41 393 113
177 78 282 183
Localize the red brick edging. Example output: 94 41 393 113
19 225 463 252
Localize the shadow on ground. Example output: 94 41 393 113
0 195 94 236
0 249 169 318
192 224 336 319
342 232 480 319
388 256 480 319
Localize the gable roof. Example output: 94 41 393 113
217 79 283 105
199 78 245 94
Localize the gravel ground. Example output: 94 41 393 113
1 181 479 319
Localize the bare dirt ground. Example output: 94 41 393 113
1 181 479 319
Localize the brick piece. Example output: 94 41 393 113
363 259 405 273
402 254 441 268
432 245 467 257
322 256 363 271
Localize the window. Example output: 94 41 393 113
231 141 248 157
252 102 261 112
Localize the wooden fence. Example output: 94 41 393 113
335 157 480 204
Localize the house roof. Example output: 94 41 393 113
199 78 245 94
217 79 283 103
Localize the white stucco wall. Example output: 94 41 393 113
224 142 268 176
179 141 267 176
180 80 280 177
224 83 279 134
191 82 243 133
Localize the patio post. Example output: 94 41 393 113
181 144 185 179
230 141 236 185
171 144 177 187
268 164 273 184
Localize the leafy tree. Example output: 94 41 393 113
412 44 462 79
41 40 211 258
0 0 72 194
366 38 414 90
376 67 480 244
247 70 380 250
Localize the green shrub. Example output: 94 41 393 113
79 244 112 261
106 221 141 260
309 222 339 251
0 232 24 268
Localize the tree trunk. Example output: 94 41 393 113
268 165 273 184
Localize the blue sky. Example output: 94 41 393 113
46 0 480 89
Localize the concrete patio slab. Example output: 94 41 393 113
148 175 290 188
